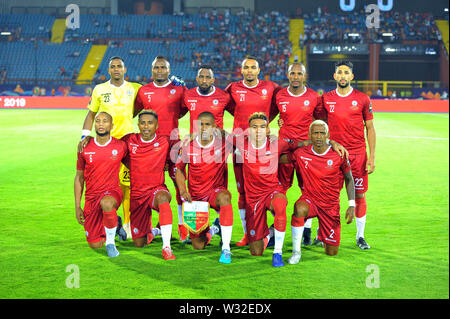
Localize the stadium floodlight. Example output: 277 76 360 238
348 33 360 37
1 32 11 36
382 32 394 36
444 8 448 12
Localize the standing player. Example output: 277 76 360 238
175 112 234 264
276 62 322 245
134 56 189 242
79 56 141 239
225 56 281 246
121 110 176 260
184 65 233 134
280 120 355 261
74 112 128 257
318 61 376 250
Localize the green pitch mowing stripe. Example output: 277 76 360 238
0 110 448 299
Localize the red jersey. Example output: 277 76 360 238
184 86 233 134
176 135 233 200
134 81 188 139
320 88 373 154
76 137 127 199
225 80 280 131
276 87 322 140
288 145 351 211
234 136 296 204
121 133 170 198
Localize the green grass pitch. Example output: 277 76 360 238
0 109 448 299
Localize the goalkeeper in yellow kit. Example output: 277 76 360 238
78 56 141 239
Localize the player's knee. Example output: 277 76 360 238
249 242 264 256
355 192 365 199
100 196 116 212
192 238 206 250
133 237 146 248
156 192 171 204
88 240 104 249
216 191 231 207
250 248 263 256
324 245 339 256
294 201 309 218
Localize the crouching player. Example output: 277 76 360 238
121 110 176 260
175 112 234 264
74 112 128 257
280 120 355 262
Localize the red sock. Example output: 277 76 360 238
355 197 367 218
103 209 118 228
272 197 287 232
219 204 233 226
158 202 173 226
291 215 305 227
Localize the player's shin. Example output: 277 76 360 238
355 197 367 239
159 203 173 249
272 197 288 254
219 204 233 251
291 215 305 253
103 209 118 245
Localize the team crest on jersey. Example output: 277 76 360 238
304 100 310 106
351 100 359 110
127 90 132 96
262 89 267 95
325 159 335 171
133 227 139 234
213 99 219 105
154 142 159 147
111 149 119 160
170 89 176 95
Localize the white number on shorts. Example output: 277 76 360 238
354 178 364 187
330 105 335 112
240 94 245 102
329 229 335 239
190 102 196 111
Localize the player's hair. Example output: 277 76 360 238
287 62 306 74
198 111 216 122
248 112 268 125
95 111 113 123
241 55 260 69
335 60 353 72
109 56 125 67
309 119 329 136
152 56 170 69
138 110 158 121
197 65 214 77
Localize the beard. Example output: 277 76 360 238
96 130 110 137
198 86 212 95
337 80 349 89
